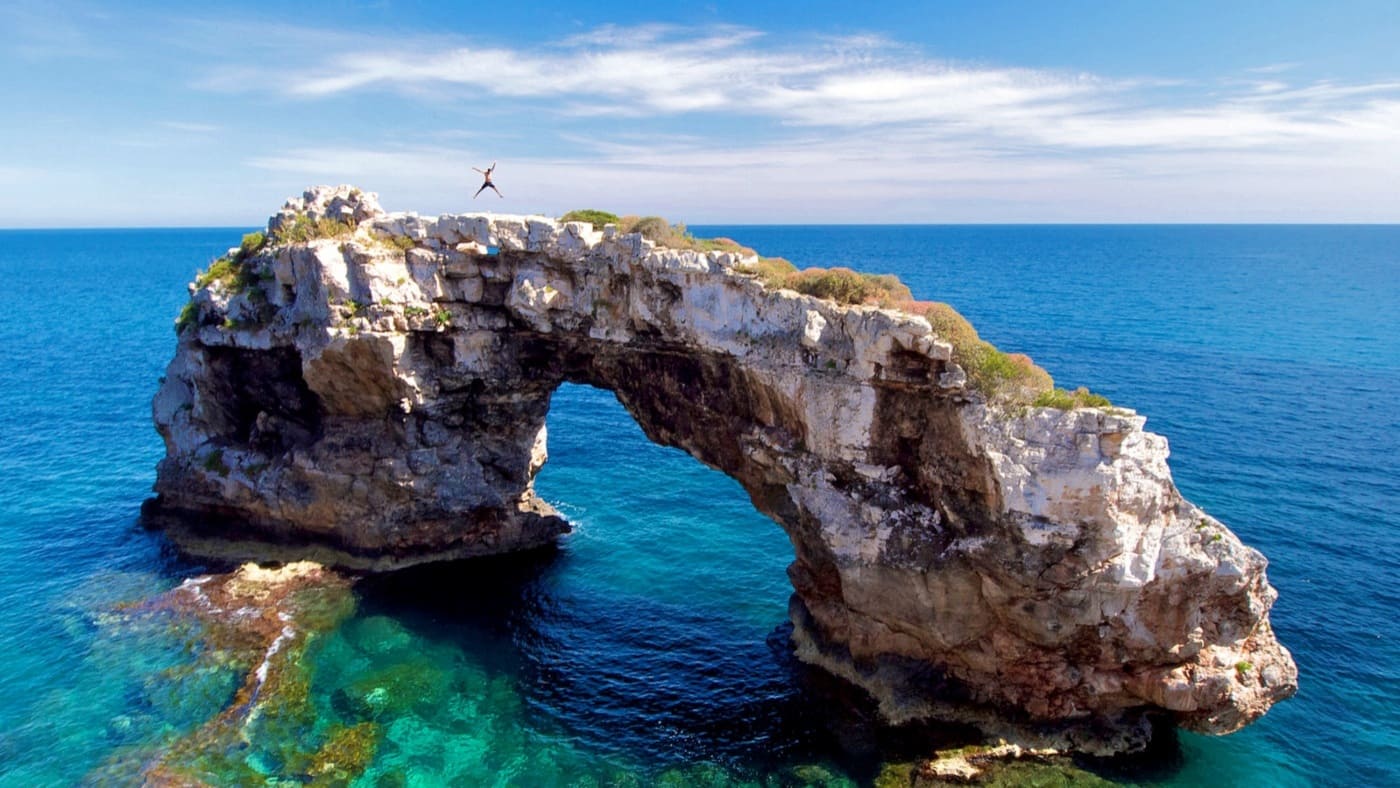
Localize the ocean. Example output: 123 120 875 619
0 224 1395 785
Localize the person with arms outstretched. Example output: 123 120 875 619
474 162 503 198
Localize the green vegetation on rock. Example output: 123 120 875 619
726 248 1113 409
898 300 1058 405
271 212 357 245
561 209 759 256
196 231 267 287
179 229 285 335
201 448 229 477
174 301 200 334
1033 387 1114 410
238 230 266 259
559 209 620 229
195 257 248 291
745 255 912 307
749 256 798 285
377 233 416 252
786 267 913 306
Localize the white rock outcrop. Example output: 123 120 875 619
148 185 1296 752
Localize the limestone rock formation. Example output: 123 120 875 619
148 185 1296 750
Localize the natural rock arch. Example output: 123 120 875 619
148 186 1295 752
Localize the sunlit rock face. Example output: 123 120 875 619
148 186 1296 751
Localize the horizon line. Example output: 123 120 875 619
3 221 1400 232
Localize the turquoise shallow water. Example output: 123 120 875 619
0 225 1396 784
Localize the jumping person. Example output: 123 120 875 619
473 162 503 199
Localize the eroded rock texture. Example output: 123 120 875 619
149 186 1296 750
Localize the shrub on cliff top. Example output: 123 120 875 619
599 213 757 256
912 301 980 351
1033 386 1113 410
238 231 266 260
897 300 1062 405
784 267 913 307
195 255 260 293
195 229 271 290
557 211 761 254
965 347 1055 403
375 233 415 253
183 230 274 329
750 256 798 288
624 216 674 242
746 261 910 307
698 237 756 255
559 209 620 229
174 301 200 334
271 212 356 245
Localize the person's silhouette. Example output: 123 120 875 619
474 162 503 198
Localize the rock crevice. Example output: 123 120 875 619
148 185 1296 749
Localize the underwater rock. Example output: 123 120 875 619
147 185 1296 751
332 658 453 721
101 561 370 784
874 742 1117 787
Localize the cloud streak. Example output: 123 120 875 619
213 22 1400 221
238 24 1400 157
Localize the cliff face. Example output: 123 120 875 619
149 186 1296 749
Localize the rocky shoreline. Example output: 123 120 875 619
148 185 1296 752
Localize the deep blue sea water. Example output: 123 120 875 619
0 225 1396 785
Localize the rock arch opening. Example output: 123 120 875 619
532 380 797 618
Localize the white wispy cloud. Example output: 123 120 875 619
1246 62 1302 75
0 19 1299 222
214 22 1400 221
215 23 1400 158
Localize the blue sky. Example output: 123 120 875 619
3 0 1398 225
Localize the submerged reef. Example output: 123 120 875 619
147 185 1296 754
87 562 366 784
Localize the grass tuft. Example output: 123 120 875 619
271 212 357 245
897 300 1062 405
783 267 913 307
201 448 229 477
692 236 757 255
377 233 415 252
238 231 266 260
195 258 241 289
1033 386 1114 410
595 212 758 256
175 301 200 334
559 209 620 229
746 258 909 307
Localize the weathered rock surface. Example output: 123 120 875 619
148 185 1296 750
